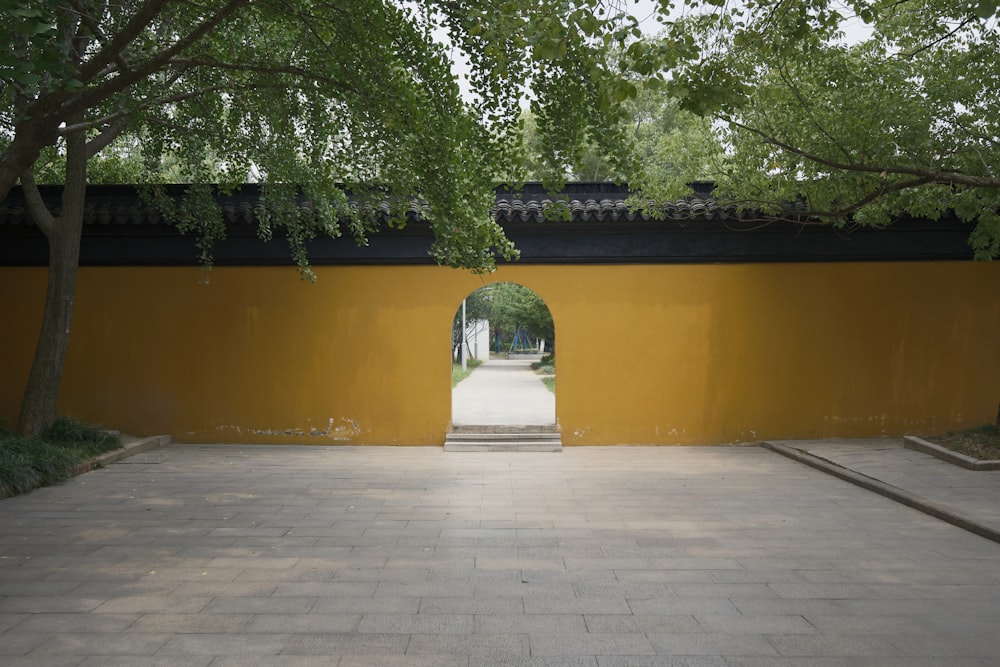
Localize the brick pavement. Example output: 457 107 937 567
2 444 999 666
767 438 1000 542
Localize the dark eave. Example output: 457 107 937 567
0 182 976 266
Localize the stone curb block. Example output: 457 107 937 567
903 435 1000 471
761 441 1000 545
98 434 171 465
72 434 171 475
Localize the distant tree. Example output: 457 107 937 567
625 87 724 198
517 289 556 344
518 81 721 187
457 283 554 352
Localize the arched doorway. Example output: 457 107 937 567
446 282 560 451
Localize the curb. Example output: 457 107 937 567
902 435 1000 471
761 441 1000 545
72 434 171 475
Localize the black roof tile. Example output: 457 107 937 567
0 181 975 265
0 183 737 227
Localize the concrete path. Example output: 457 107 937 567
3 442 1000 665
452 357 555 426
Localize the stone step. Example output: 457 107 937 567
446 432 561 442
444 442 563 452
444 426 562 452
449 424 560 435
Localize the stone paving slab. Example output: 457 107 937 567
1 444 999 665
766 438 1000 542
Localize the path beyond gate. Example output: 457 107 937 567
447 356 561 451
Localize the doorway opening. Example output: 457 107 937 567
447 283 560 451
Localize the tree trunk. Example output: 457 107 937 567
17 212 84 437
16 119 88 438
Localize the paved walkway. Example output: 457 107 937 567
2 440 1000 665
766 438 1000 542
452 357 555 426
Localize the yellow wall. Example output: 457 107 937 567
2 262 998 444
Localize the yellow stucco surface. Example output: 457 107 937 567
2 262 998 444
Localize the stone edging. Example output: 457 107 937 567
902 435 1000 471
71 434 171 475
761 441 1000 545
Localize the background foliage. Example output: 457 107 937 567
0 0 641 435
635 0 1000 258
453 282 555 354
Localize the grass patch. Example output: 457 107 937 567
532 354 555 393
451 359 483 387
0 417 121 498
927 424 1000 461
530 354 554 372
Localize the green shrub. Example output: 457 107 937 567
531 354 555 371
44 417 120 456
0 418 121 498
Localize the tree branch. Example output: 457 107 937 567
66 1 91 69
716 174 934 223
60 0 251 120
60 80 299 137
69 0 133 76
810 176 935 219
774 64 854 165
899 17 976 58
19 169 57 238
167 58 359 94
85 117 128 159
723 115 1000 189
73 0 171 84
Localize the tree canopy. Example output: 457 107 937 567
635 0 1000 258
1 0 646 270
1 0 639 435
5 0 996 436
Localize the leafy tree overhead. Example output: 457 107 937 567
634 0 1000 258
1 0 642 436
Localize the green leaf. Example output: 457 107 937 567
974 0 998 18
